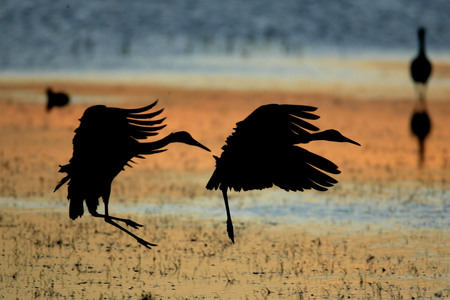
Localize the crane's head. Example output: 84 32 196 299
319 129 361 146
170 131 211 152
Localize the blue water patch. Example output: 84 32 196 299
4 182 447 230
1 180 448 229
201 191 450 229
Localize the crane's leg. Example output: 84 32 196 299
222 189 235 243
87 190 157 249
103 215 157 249
89 210 143 228
102 191 143 229
86 186 142 228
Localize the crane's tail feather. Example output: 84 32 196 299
54 164 71 192
69 197 85 220
54 176 69 192
206 156 221 191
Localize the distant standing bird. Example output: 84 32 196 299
206 104 360 243
54 101 210 248
410 103 432 167
46 87 70 111
410 27 432 102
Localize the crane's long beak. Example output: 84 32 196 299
345 137 361 146
185 133 211 152
192 140 211 152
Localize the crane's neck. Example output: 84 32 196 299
138 131 202 154
137 133 177 155
418 35 426 56
137 131 209 156
309 131 336 142
295 131 335 144
298 130 360 146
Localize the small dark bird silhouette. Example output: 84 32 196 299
410 103 431 167
206 104 360 243
410 27 432 102
46 87 70 111
54 101 210 248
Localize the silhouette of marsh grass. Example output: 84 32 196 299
0 209 448 299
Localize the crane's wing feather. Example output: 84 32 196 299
273 147 340 192
122 105 166 140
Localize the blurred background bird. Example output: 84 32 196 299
410 27 432 102
54 100 210 248
46 87 70 111
410 27 433 167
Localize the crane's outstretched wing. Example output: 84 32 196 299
55 100 166 192
206 104 342 192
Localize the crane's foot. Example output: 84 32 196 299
227 219 235 244
137 238 158 249
102 214 143 229
123 219 143 229
103 216 156 249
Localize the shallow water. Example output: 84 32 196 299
3 182 448 231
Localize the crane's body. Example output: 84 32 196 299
55 101 210 248
207 104 360 243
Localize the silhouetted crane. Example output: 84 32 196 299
206 104 360 243
410 27 432 102
410 103 431 167
46 87 70 111
54 101 210 248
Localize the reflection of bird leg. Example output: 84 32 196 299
418 84 427 102
414 84 421 102
410 103 431 168
418 138 425 168
222 189 235 243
